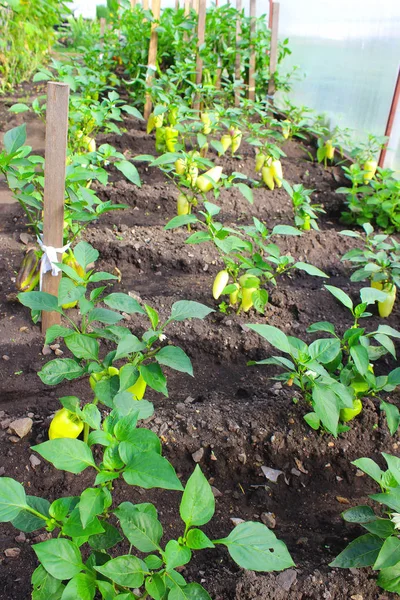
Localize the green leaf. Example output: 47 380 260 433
145 574 166 600
94 376 120 408
377 563 400 593
113 394 154 420
32 565 65 600
325 285 353 311
380 401 400 435
350 345 369 376
294 262 328 278
18 291 61 313
73 242 99 270
32 439 96 474
140 363 168 396
165 215 198 230
115 334 146 360
170 300 214 322
87 308 123 325
38 359 85 386
382 453 400 484
79 488 105 528
342 506 376 524
118 430 161 456
4 124 27 153
364 519 395 538
45 325 74 345
371 488 400 512
117 506 163 552
180 465 215 528
165 540 192 570
216 521 295 571
303 412 320 430
58 279 85 308
123 451 183 491
103 293 146 314
9 103 30 114
115 160 141 187
12 495 49 532
330 534 383 568
308 338 340 364
352 458 383 484
306 321 336 335
156 346 193 376
360 286 388 304
0 477 28 522
168 583 211 600
114 413 139 442
312 383 339 436
81 404 101 430
60 573 95 600
236 183 254 204
65 334 99 361
373 536 400 570
272 225 302 236
186 529 215 550
88 521 123 551
94 556 144 588
247 324 291 354
33 538 83 580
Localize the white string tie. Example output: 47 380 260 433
37 236 71 290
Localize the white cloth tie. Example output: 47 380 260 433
37 236 71 290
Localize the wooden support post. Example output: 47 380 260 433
268 0 273 29
175 0 180 9
184 0 190 14
248 0 256 101
234 0 242 106
144 0 161 120
379 68 400 168
130 0 136 8
143 0 149 10
41 82 69 334
193 0 206 111
100 17 106 37
193 0 199 14
267 2 280 97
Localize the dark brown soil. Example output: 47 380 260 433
0 90 399 600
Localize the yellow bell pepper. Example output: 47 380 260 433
196 166 223 193
49 408 84 440
212 270 229 300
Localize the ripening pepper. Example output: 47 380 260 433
165 126 178 152
147 112 164 134
127 374 147 400
16 249 41 292
169 106 179 126
83 135 96 153
255 152 266 172
231 128 242 155
220 135 232 154
261 165 275 190
363 160 377 184
175 158 187 175
200 142 209 158
155 127 166 153
201 112 211 135
281 119 291 139
48 408 84 440
187 164 199 187
239 273 260 312
61 251 86 309
196 166 223 193
271 160 283 187
229 282 240 306
302 214 311 231
325 140 335 160
371 281 397 318
212 270 229 300
177 194 190 216
340 398 363 423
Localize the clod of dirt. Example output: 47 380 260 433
9 418 33 438
4 548 20 558
192 448 204 462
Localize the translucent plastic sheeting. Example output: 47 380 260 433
275 0 400 172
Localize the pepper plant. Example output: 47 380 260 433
282 180 325 231
340 223 400 317
165 205 328 314
247 285 400 436
331 453 400 594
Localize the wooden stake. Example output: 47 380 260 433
184 0 190 14
267 2 280 97
143 0 149 10
175 0 180 9
248 0 256 101
379 68 400 167
193 0 199 14
130 0 136 8
100 17 106 37
144 0 161 120
234 0 242 106
41 82 69 334
193 0 206 111
268 0 273 28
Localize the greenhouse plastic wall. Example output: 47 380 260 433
274 0 400 171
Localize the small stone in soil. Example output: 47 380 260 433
184 396 195 404
276 569 297 591
19 326 29 333
211 486 223 498
192 448 204 463
4 548 20 558
9 417 33 438
230 518 245 526
2 355 10 361
42 345 52 356
261 512 276 529
54 349 64 356
9 436 20 443
29 455 41 469
0 467 5 476
15 532 26 543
